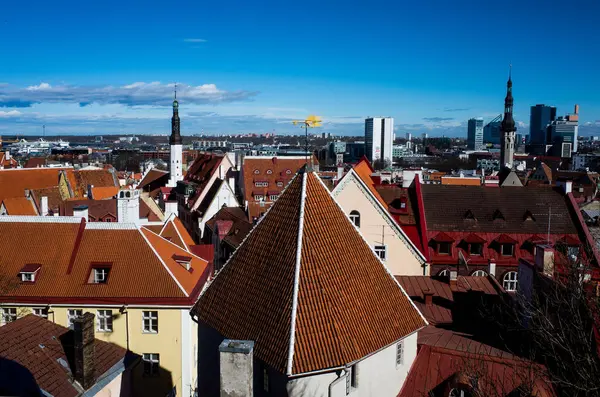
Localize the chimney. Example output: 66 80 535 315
423 290 433 306
559 180 573 195
73 312 96 390
5 151 10 161
229 177 236 194
40 196 49 216
575 104 579 115
73 205 89 221
488 260 496 277
219 339 254 397
535 244 555 277
337 164 344 181
449 270 458 287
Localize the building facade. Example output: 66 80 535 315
483 115 502 145
365 117 394 164
529 104 556 145
467 118 484 150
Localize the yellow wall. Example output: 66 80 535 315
4 305 186 397
334 177 427 276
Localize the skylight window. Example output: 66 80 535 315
88 263 112 284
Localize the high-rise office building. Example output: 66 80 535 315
549 105 579 158
529 104 556 145
365 117 394 163
406 132 412 141
467 118 484 150
483 115 502 145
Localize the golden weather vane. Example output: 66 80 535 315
292 115 322 170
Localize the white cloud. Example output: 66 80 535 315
183 38 207 43
0 81 258 107
0 110 21 117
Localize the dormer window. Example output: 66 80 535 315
469 243 483 256
464 209 476 220
501 243 514 256
266 169 273 174
438 242 451 255
253 169 260 175
286 169 292 175
19 264 41 283
493 209 505 221
276 181 284 187
173 254 193 271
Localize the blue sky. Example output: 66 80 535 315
1 0 599 136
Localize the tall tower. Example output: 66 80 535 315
167 85 183 187
500 66 516 169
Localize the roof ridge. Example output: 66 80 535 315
141 226 207 262
137 227 189 297
286 170 307 375
312 172 429 327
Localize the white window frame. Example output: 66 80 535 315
276 181 283 187
67 309 83 328
254 195 264 201
97 309 113 332
503 271 518 292
345 365 357 395
374 245 387 261
1 307 17 325
94 268 109 283
471 270 487 277
33 308 48 319
396 341 404 366
438 269 450 277
142 311 158 333
142 353 160 377
349 211 360 228
20 272 35 282
269 194 278 201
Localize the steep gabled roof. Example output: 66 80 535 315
352 158 388 208
156 214 196 251
194 170 426 375
205 206 253 248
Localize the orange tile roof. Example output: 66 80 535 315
90 186 120 200
194 170 426 375
352 158 389 208
69 169 118 197
0 168 64 203
0 219 211 304
157 215 197 251
1 152 19 168
440 176 482 186
1 197 38 215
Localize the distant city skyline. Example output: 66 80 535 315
1 0 599 137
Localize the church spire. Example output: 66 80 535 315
501 65 516 133
170 83 182 145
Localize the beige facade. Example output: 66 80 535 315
332 172 427 276
1 304 196 397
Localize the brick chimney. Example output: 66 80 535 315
423 290 434 306
73 312 96 390
488 260 496 277
219 339 254 397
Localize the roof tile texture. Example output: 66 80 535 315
2 197 37 215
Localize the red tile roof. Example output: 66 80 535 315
205 207 253 248
0 314 131 397
90 186 120 200
194 170 426 375
352 158 388 208
0 219 210 304
156 215 196 250
242 156 317 220
24 157 46 168
1 197 38 215
399 327 555 397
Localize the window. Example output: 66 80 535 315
286 169 292 174
400 200 407 209
254 195 264 201
266 169 273 174
396 342 404 366
438 269 450 277
1 308 17 325
67 309 83 328
568 246 580 258
276 181 283 187
374 245 387 261
345 365 357 395
253 169 260 174
349 210 360 228
263 367 269 392
503 271 518 292
33 308 48 318
501 243 514 256
438 242 451 255
97 310 113 332
143 311 158 333
471 270 487 277
254 181 268 188
449 388 472 397
21 273 35 282
143 353 160 377
93 268 110 283
469 243 482 256
269 194 278 201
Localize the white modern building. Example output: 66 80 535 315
365 117 394 164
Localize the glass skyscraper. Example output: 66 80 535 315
467 118 484 150
529 104 556 145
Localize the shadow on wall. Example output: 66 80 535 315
0 357 43 396
130 359 175 397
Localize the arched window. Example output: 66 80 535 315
503 271 518 291
449 388 472 397
471 270 487 277
349 210 360 228
438 269 450 277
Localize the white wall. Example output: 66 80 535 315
333 176 426 276
287 332 418 397
94 372 124 397
198 181 239 239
